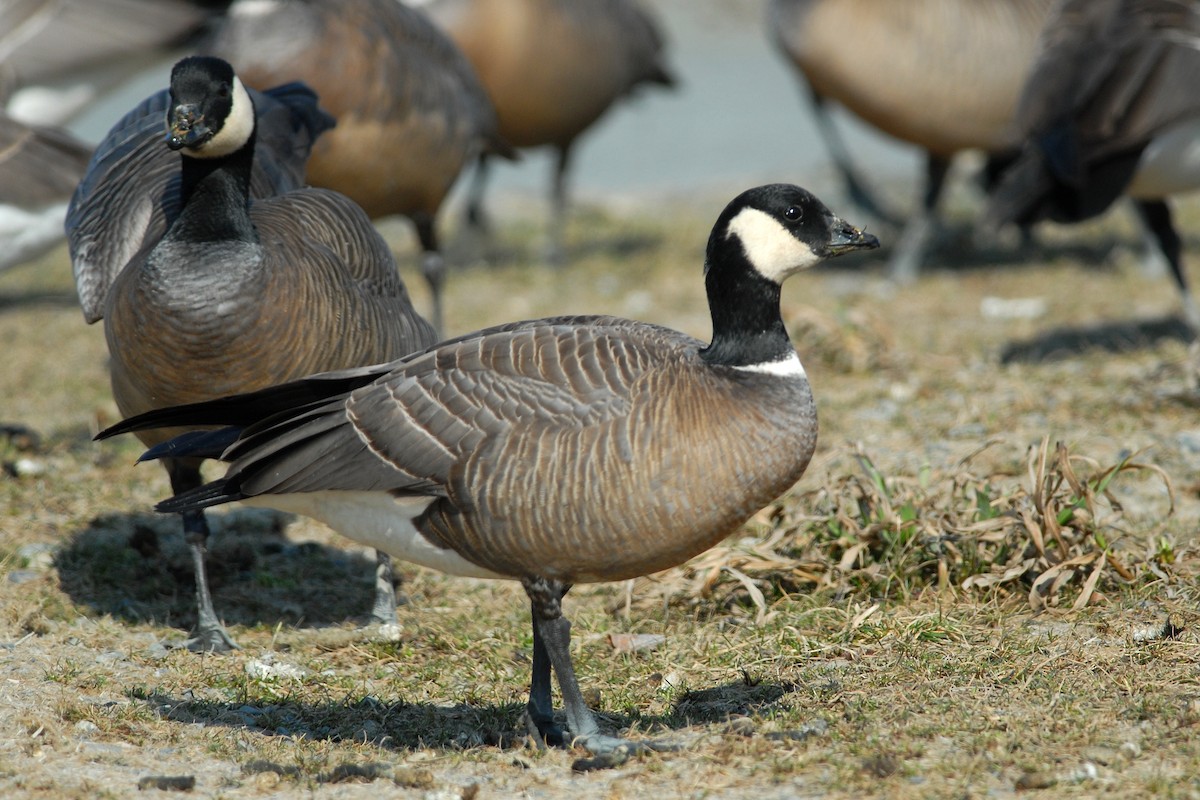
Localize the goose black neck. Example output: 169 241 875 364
170 129 258 245
699 238 793 368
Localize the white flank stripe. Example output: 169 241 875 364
732 351 807 378
725 207 821 282
242 490 505 580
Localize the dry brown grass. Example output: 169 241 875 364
2 191 1200 798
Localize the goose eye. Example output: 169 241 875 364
783 206 802 222
217 83 231 98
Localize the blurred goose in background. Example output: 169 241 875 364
985 0 1200 330
1 0 228 127
0 113 90 272
769 0 1053 282
206 0 514 336
0 0 231 274
418 0 676 264
72 56 437 651
99 182 878 760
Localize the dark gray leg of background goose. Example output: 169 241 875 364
370 551 398 627
806 87 901 227
168 459 237 652
545 145 573 266
465 153 492 233
413 215 445 337
1134 199 1200 332
889 154 950 285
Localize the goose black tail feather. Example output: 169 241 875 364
156 478 245 514
95 365 391 441
138 427 244 463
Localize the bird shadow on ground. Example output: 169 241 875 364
999 314 1194 364
126 677 812 756
0 287 80 314
54 507 389 636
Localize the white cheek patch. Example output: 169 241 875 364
230 0 283 18
193 77 255 159
725 207 822 282
732 351 808 378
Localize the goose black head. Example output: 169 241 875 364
700 184 879 369
708 183 879 284
166 56 256 158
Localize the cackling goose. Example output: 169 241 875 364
419 0 676 263
74 56 438 651
98 183 879 758
206 0 515 336
984 0 1200 330
769 0 1053 281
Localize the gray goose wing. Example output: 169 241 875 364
219 317 688 499
0 113 90 207
66 82 334 323
989 0 1200 223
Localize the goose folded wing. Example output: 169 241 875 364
216 319 669 501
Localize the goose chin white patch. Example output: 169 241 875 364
725 207 822 282
192 77 255 159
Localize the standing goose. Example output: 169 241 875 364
98 183 879 759
77 56 438 652
206 0 515 336
984 0 1200 330
769 0 1053 281
419 0 676 263
0 113 90 272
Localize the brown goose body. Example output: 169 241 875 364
422 0 674 260
101 183 878 754
770 0 1052 282
207 0 510 333
771 0 1051 156
224 317 817 584
209 0 506 220
426 0 674 149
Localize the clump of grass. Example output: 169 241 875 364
632 437 1177 617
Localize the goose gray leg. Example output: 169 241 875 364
545 144 573 267
464 153 492 234
412 214 445 337
370 551 399 627
525 608 566 747
522 577 677 769
888 153 950 285
1134 199 1200 332
166 459 238 653
806 87 902 227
